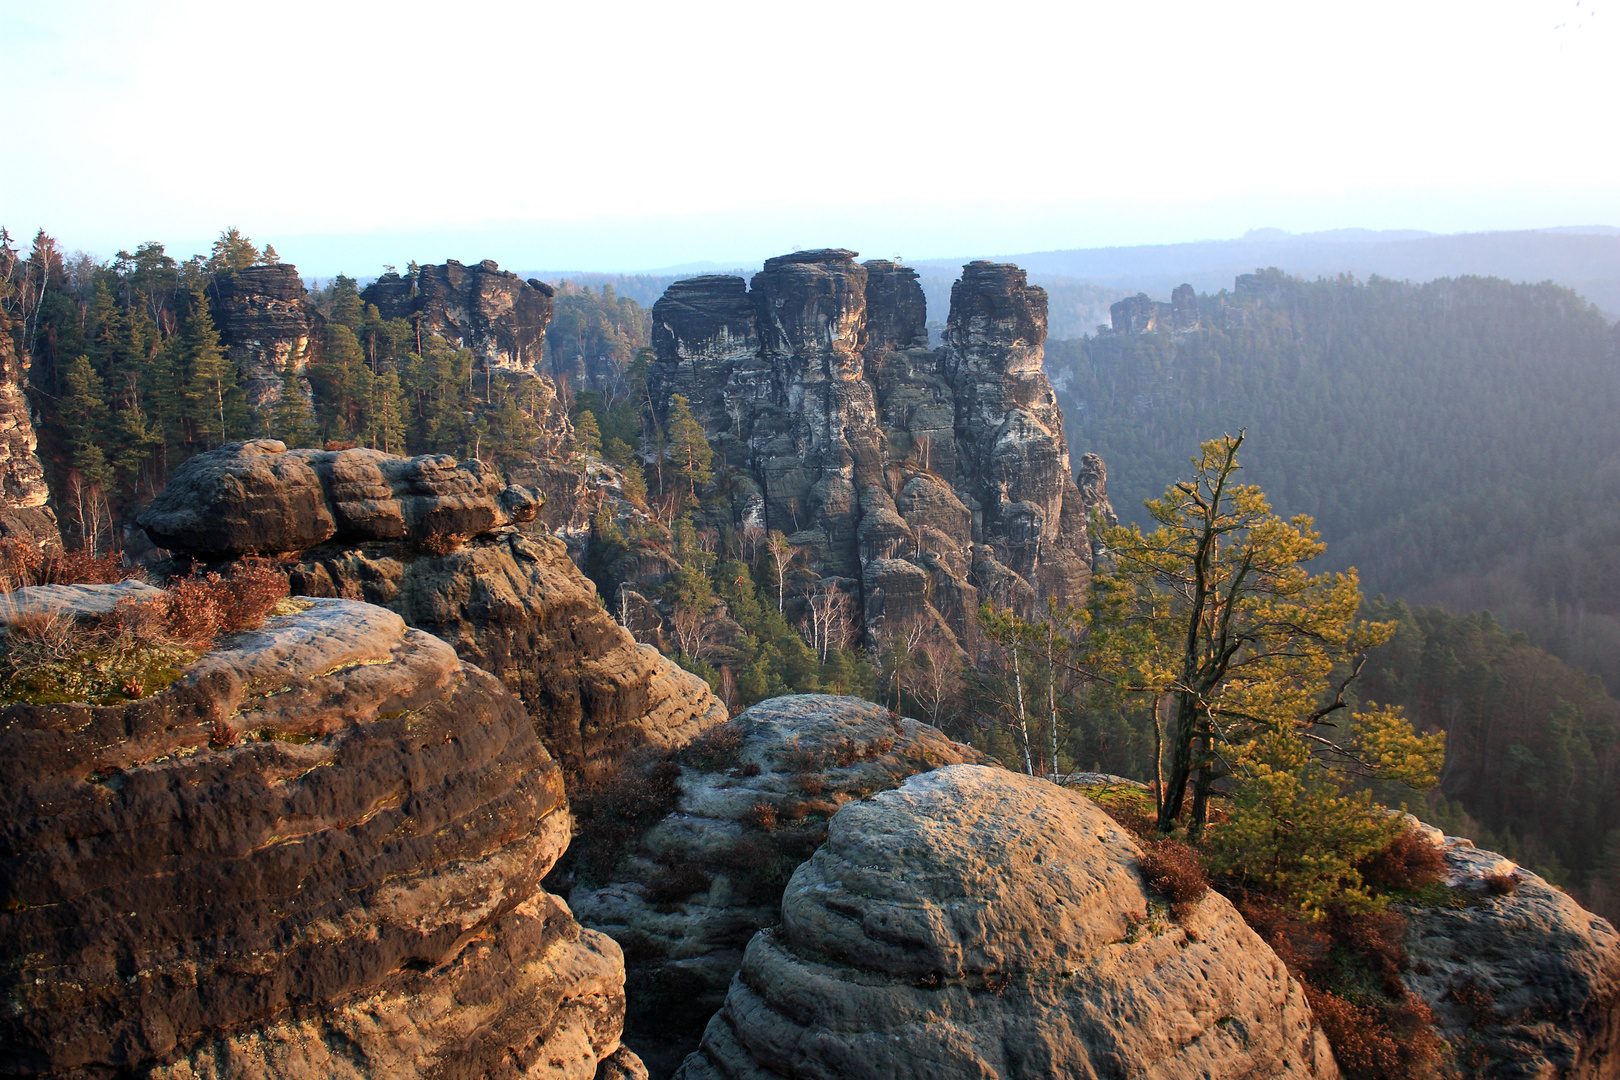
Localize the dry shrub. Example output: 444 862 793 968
871 735 895 755
117 563 288 647
797 774 826 796
417 532 465 557
782 745 826 774
561 756 684 888
1483 870 1518 895
833 737 860 768
0 539 132 590
1360 827 1446 891
1448 977 1497 1028
1330 909 1411 994
1306 986 1444 1080
1103 800 1160 845
1138 838 1209 920
780 800 810 822
1234 890 1333 976
735 761 762 778
679 722 746 772
743 803 779 832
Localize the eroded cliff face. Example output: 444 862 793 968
364 259 556 375
649 252 1099 646
0 590 638 1078
209 265 322 416
137 440 726 788
0 308 59 548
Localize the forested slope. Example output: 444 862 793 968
1048 271 1620 684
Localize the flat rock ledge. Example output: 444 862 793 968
676 764 1338 1080
0 590 637 1079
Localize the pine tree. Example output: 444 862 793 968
666 394 713 504
59 354 112 489
174 277 243 450
271 362 317 447
573 409 602 484
207 227 260 275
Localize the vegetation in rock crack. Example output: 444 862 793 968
0 559 288 705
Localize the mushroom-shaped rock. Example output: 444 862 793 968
676 764 1338 1080
0 590 629 1079
137 439 540 555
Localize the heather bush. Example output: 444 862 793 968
1359 826 1446 892
1137 838 1208 920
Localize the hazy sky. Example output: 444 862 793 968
3 0 1616 273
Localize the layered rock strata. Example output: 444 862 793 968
0 590 637 1079
364 259 556 374
209 265 322 414
564 695 981 1076
136 440 725 787
138 440 541 556
649 251 1101 648
0 307 58 548
1109 283 1200 334
676 765 1339 1080
1402 822 1620 1079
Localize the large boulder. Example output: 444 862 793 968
0 590 637 1078
291 531 726 788
1402 823 1620 1079
137 440 540 556
676 765 1339 1080
564 695 981 1077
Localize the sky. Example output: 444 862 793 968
3 0 1617 275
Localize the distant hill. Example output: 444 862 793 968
911 226 1620 336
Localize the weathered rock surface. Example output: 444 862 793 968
565 695 981 1077
0 307 58 548
0 591 635 1079
1109 283 1200 334
364 260 556 375
209 265 322 415
289 531 726 788
648 252 1097 649
134 440 725 788
676 764 1339 1080
137 439 540 556
1401 822 1620 1079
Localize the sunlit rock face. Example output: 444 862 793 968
364 258 556 375
0 306 58 548
675 765 1340 1080
0 592 638 1079
209 264 323 416
137 439 727 791
648 251 1102 648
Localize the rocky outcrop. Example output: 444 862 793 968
0 307 58 548
676 765 1339 1080
1402 822 1620 1079
289 531 725 788
364 260 556 375
209 265 322 414
137 440 541 556
135 440 725 788
1109 283 1200 334
648 252 1096 648
563 695 981 1077
0 590 638 1078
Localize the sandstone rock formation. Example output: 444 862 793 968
1401 822 1620 1079
563 695 981 1076
676 765 1339 1080
138 439 541 556
0 307 58 548
1109 282 1200 334
364 259 556 375
209 264 322 415
649 252 1102 648
0 590 638 1078
136 440 725 787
